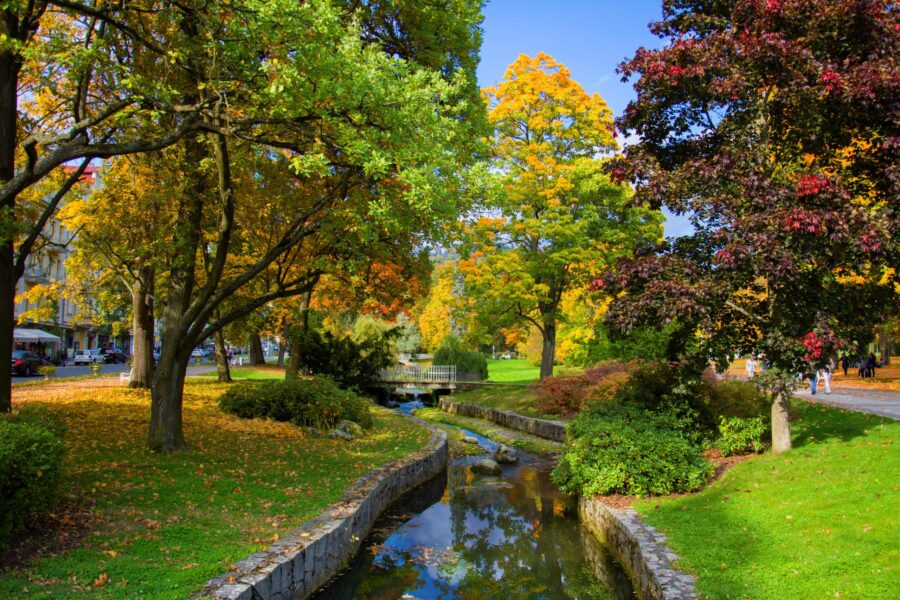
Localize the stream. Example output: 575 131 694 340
312 401 636 599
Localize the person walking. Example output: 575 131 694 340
819 358 834 395
807 369 818 395
868 353 877 378
745 355 757 379
840 354 850 377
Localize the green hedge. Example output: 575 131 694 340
0 409 67 545
219 376 373 430
552 401 713 497
432 336 488 380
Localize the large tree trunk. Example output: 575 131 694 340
148 129 207 452
771 393 792 453
248 332 265 365
0 250 12 413
0 47 21 413
879 329 891 366
286 289 313 380
539 321 556 380
213 311 231 383
149 349 189 452
129 265 155 388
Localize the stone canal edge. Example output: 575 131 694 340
439 397 698 600
196 415 449 600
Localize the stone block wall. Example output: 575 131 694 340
198 420 448 600
579 496 696 600
438 397 567 442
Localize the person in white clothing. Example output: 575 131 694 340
745 355 757 379
819 358 834 394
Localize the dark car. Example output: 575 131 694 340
102 348 128 364
11 350 44 376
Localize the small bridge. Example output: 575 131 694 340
378 365 459 390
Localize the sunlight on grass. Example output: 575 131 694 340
487 359 581 383
4 380 429 598
195 366 286 381
634 402 899 599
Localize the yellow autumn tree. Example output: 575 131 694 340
464 53 662 378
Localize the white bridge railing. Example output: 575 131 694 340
379 365 457 383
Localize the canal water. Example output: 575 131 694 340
312 404 636 599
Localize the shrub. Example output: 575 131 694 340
707 379 770 420
586 323 674 363
718 416 768 456
0 414 66 545
615 361 718 435
219 376 373 430
8 405 67 439
432 336 488 381
290 329 395 390
552 401 714 497
535 361 635 417
585 371 633 404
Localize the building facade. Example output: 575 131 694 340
12 166 127 361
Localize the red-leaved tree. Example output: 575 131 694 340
604 0 898 452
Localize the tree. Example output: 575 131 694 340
143 0 486 451
604 0 898 452
464 53 662 379
0 0 229 410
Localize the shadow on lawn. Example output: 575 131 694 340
789 400 886 449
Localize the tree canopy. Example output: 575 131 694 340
462 53 662 378
604 0 899 452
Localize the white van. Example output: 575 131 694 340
73 349 104 364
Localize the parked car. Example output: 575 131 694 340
11 350 44 376
102 348 127 364
73 349 104 365
191 347 214 359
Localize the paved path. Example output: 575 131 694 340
12 363 217 384
794 385 900 420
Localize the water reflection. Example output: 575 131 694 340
314 454 635 599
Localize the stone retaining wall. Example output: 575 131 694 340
198 419 448 600
579 496 696 600
438 397 566 442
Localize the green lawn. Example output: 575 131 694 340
486 358 581 383
195 366 285 380
633 401 899 599
3 380 429 598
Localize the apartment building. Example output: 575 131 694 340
12 166 124 361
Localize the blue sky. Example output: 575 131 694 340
476 0 694 237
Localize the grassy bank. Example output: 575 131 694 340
447 385 548 418
415 407 562 454
3 379 429 598
633 401 899 598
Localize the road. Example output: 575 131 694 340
11 363 217 384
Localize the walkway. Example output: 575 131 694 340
793 385 900 420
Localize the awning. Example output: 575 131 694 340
13 328 62 343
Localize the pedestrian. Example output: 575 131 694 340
858 355 868 378
868 353 877 378
840 354 850 377
807 369 818 395
819 358 834 395
745 355 757 379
